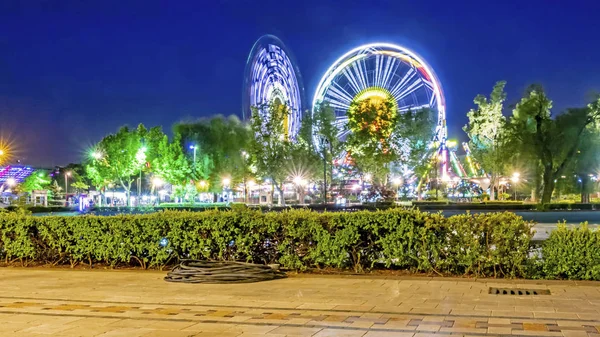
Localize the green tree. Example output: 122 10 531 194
249 98 293 205
85 125 148 206
345 97 398 185
313 102 343 203
463 81 510 200
18 170 51 193
510 87 600 204
393 108 436 198
174 115 250 194
150 132 196 195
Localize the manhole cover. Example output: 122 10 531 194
489 287 550 295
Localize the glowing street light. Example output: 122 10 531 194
152 177 164 187
293 176 306 186
222 177 231 187
6 177 16 187
65 171 71 203
392 177 402 186
91 151 102 160
511 172 520 200
189 145 197 163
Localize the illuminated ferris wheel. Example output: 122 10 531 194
243 35 306 138
312 43 446 148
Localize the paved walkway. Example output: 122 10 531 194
0 269 599 337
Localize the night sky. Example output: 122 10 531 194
1 0 599 167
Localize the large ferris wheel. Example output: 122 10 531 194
312 43 447 149
242 35 306 138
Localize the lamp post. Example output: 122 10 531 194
189 145 197 164
511 172 520 200
152 177 163 205
65 171 71 206
392 177 402 200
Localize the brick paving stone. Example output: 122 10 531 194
0 269 599 337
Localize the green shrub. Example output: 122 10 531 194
541 223 600 280
0 208 594 280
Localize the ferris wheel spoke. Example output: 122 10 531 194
381 57 397 89
334 116 349 128
336 128 351 139
327 83 354 108
352 61 367 90
343 68 362 94
374 54 382 88
389 68 416 98
398 103 431 113
395 78 423 101
423 78 434 91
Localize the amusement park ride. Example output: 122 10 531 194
242 35 486 189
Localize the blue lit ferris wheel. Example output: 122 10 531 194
312 43 447 149
243 35 306 138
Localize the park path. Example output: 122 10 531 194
0 269 599 336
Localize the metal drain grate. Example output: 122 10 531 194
489 287 551 295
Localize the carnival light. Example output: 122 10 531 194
6 177 16 186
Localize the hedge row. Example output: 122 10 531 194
0 208 598 280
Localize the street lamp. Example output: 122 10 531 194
91 151 102 160
6 177 16 187
189 145 197 164
511 172 520 200
392 177 402 200
65 171 71 205
152 177 163 205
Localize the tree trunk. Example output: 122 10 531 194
274 181 285 206
489 175 496 201
541 166 555 204
580 175 590 203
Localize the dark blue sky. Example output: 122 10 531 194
1 0 599 166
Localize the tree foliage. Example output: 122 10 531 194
85 125 149 206
249 98 293 205
463 81 511 200
18 170 51 193
510 86 600 203
174 115 250 192
345 98 398 184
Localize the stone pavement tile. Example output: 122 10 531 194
523 322 548 331
183 322 236 332
193 332 241 337
535 312 580 320
268 326 323 336
414 324 440 332
363 332 414 337
140 330 200 337
488 326 513 334
58 325 117 337
96 327 155 337
144 320 198 330
66 317 123 327
0 322 38 334
312 328 367 336
237 332 289 337
18 323 77 335
488 318 512 325
561 331 592 337
439 327 487 334
225 323 280 334
510 331 563 336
